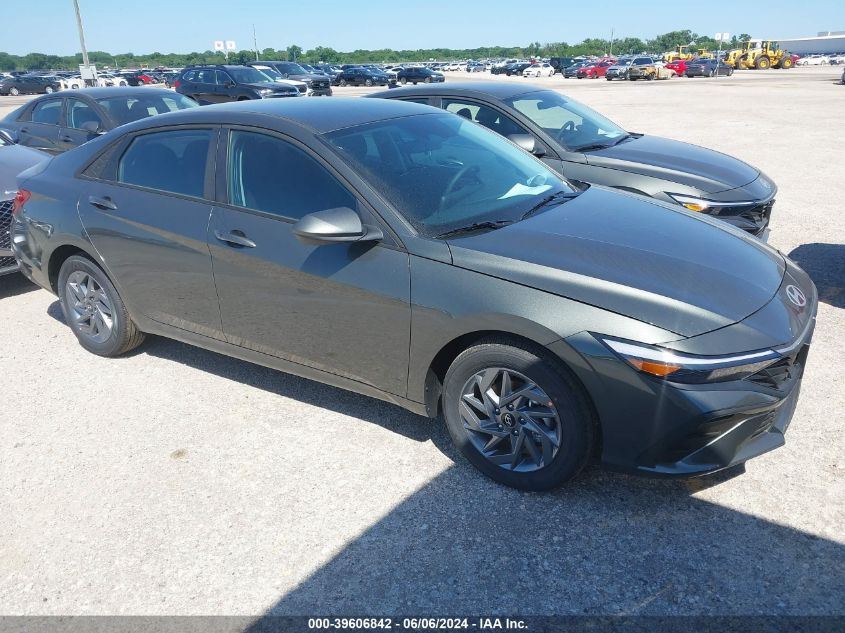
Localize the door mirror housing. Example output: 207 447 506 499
508 133 545 157
80 120 104 135
0 128 18 145
293 207 383 245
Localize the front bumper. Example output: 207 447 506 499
555 270 817 478
0 198 18 275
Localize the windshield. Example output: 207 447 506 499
504 90 628 151
96 93 198 125
228 67 273 84
253 66 284 80
325 112 575 238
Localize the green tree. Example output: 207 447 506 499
286 45 302 61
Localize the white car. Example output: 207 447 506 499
828 53 845 65
97 73 128 87
522 62 554 78
797 55 830 66
60 75 85 89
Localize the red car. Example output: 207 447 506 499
665 59 691 75
576 60 614 78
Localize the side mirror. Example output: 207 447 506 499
293 207 383 245
0 128 17 144
80 120 104 135
509 133 545 157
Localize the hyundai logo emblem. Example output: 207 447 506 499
785 285 807 307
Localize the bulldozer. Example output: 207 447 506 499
726 40 794 69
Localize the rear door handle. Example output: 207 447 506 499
61 136 73 142
214 229 256 248
88 195 118 211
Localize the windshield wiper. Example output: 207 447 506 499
436 220 514 239
520 190 582 221
571 142 612 153
607 133 632 147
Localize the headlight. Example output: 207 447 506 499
666 193 759 214
258 88 273 95
600 336 780 383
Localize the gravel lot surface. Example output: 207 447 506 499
1 67 843 617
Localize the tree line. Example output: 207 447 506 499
0 30 753 70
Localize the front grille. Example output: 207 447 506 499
0 256 16 271
0 198 13 251
747 344 809 390
310 80 330 90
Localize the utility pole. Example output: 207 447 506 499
609 28 614 57
72 0 90 67
253 24 259 61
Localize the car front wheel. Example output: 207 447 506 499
442 339 595 490
10 87 19 96
58 255 145 357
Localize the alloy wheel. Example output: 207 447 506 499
10 87 19 96
65 271 114 344
459 367 562 472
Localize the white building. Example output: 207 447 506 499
775 32 845 55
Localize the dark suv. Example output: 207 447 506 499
0 75 61 96
396 67 445 85
246 61 332 96
175 65 300 104
336 67 394 87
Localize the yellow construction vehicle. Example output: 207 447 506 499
695 48 714 59
662 45 694 63
727 40 794 69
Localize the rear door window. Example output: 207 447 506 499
31 99 62 125
117 129 213 198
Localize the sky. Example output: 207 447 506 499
5 0 843 56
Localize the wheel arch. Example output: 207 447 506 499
47 243 99 293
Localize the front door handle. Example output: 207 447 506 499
214 229 256 248
88 195 118 211
61 135 73 143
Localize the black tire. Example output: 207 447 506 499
442 339 595 491
424 76 432 83
58 255 145 357
756 56 771 70
365 79 373 87
339 79 347 87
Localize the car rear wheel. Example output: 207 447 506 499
58 255 145 357
442 340 595 490
424 76 432 83
10 87 19 96
365 79 373 87
339 79 347 87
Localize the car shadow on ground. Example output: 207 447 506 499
242 459 844 618
0 273 38 299
788 243 845 308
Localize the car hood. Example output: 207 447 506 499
446 187 785 337
0 144 50 193
585 135 760 193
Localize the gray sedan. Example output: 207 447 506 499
11 98 816 490
369 83 777 237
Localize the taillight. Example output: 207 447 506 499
173 79 181 88
12 189 31 217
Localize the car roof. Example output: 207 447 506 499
368 81 551 101
50 87 177 99
120 96 440 134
